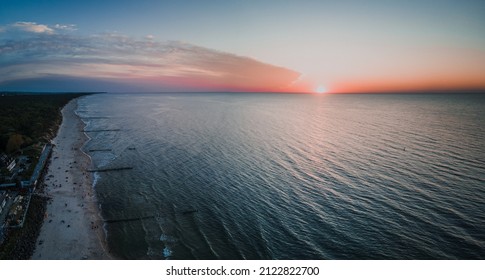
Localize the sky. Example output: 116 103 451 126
1 0 485 93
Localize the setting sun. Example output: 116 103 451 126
315 85 327 94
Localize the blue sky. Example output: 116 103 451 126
1 0 485 92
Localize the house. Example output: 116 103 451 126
0 154 8 167
0 190 8 215
7 159 16 172
1 153 16 172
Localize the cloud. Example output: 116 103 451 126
53 24 77 31
12 22 55 34
0 22 77 36
0 23 301 92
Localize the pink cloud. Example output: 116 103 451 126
0 26 301 92
12 22 54 34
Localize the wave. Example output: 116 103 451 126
77 92 485 259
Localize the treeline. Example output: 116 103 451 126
0 93 92 154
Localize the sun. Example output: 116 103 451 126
315 85 327 94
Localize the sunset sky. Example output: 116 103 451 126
1 0 485 93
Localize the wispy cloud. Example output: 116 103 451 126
53 24 77 31
11 22 55 34
0 21 78 37
0 22 300 92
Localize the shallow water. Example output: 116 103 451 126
77 92 485 259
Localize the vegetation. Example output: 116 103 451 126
0 93 92 154
0 195 48 259
0 92 96 257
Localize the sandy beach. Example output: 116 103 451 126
32 98 111 260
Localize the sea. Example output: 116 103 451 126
76 92 485 259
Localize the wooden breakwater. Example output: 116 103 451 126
82 129 120 132
87 167 133 172
104 215 157 224
104 210 198 224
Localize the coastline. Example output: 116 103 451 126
32 98 112 259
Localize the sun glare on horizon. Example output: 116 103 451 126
315 85 327 94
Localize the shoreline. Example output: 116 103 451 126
32 98 112 259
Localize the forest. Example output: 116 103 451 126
0 93 92 154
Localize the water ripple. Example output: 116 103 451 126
78 93 485 259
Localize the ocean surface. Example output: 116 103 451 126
76 92 485 259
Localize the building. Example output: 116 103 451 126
7 159 16 172
1 153 16 172
0 191 7 215
0 154 8 166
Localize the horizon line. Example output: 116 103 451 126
2 89 485 95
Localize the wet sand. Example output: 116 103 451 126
32 98 111 259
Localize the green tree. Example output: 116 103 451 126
6 134 24 153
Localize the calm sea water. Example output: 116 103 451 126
76 92 485 259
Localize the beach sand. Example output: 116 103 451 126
32 98 111 260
